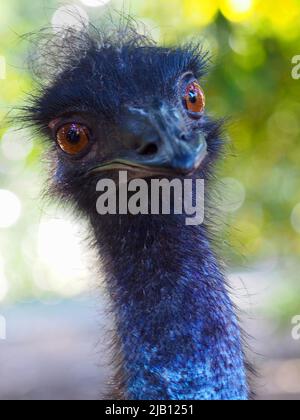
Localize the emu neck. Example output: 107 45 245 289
93 215 248 400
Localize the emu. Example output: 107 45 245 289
21 21 249 400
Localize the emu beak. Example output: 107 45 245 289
90 103 207 176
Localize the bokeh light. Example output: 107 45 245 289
51 5 89 33
37 217 86 279
33 214 90 298
1 129 33 161
291 204 300 234
220 0 254 22
80 0 111 6
0 189 22 229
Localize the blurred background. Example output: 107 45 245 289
0 0 300 400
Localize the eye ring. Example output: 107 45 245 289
56 123 91 156
183 80 206 117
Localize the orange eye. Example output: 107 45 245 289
184 81 205 115
56 123 90 155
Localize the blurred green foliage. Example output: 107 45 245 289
0 0 300 313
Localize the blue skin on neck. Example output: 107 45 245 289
97 215 248 400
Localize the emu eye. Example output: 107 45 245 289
183 81 205 115
56 123 90 155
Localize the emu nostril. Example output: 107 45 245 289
137 143 159 156
180 133 188 142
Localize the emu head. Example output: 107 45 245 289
23 23 223 216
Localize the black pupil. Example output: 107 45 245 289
189 89 198 104
67 127 81 144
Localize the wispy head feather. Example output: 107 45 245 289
18 16 209 131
